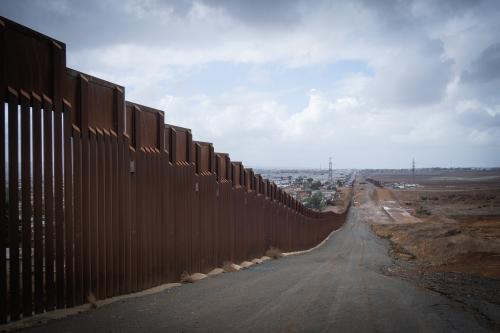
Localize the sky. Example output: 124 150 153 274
1 0 500 169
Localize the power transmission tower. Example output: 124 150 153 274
328 157 333 183
412 157 419 206
412 157 415 185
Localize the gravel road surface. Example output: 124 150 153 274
19 201 488 332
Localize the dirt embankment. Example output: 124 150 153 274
365 170 500 279
373 217 500 278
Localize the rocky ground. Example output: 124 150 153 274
362 170 500 330
383 252 500 331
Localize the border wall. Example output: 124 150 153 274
0 17 349 323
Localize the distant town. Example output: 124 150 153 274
255 169 355 211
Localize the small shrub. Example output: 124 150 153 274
180 271 194 283
415 206 431 216
265 247 283 259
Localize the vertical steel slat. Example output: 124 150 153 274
78 75 91 303
89 129 98 299
146 151 151 286
0 18 6 324
150 152 156 285
31 93 44 314
143 150 149 288
72 125 83 305
151 151 155 286
136 148 143 290
63 100 74 308
111 132 119 296
133 108 142 291
154 151 159 285
192 172 200 274
129 148 137 292
20 90 32 317
146 150 151 287
166 157 176 282
159 151 165 282
154 152 160 285
52 42 65 309
8 88 20 321
97 130 106 299
120 137 131 294
42 96 55 311
104 131 113 297
117 136 125 295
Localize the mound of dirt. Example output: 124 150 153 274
372 217 500 278
207 268 224 276
180 272 207 283
223 262 242 272
375 188 396 203
240 261 254 269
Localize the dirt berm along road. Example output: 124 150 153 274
19 192 488 332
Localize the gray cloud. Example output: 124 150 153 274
462 43 500 83
202 0 303 27
1 0 500 167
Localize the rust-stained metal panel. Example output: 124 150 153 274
194 141 213 175
172 125 191 163
65 69 125 133
215 153 230 182
127 102 163 149
2 17 65 97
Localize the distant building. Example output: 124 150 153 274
295 190 312 201
321 191 336 200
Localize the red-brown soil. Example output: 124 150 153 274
365 169 500 279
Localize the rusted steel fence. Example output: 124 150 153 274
0 17 350 323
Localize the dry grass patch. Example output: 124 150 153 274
266 247 283 259
87 293 97 309
180 271 195 283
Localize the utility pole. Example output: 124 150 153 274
328 157 333 184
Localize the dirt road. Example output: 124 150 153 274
19 191 489 332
